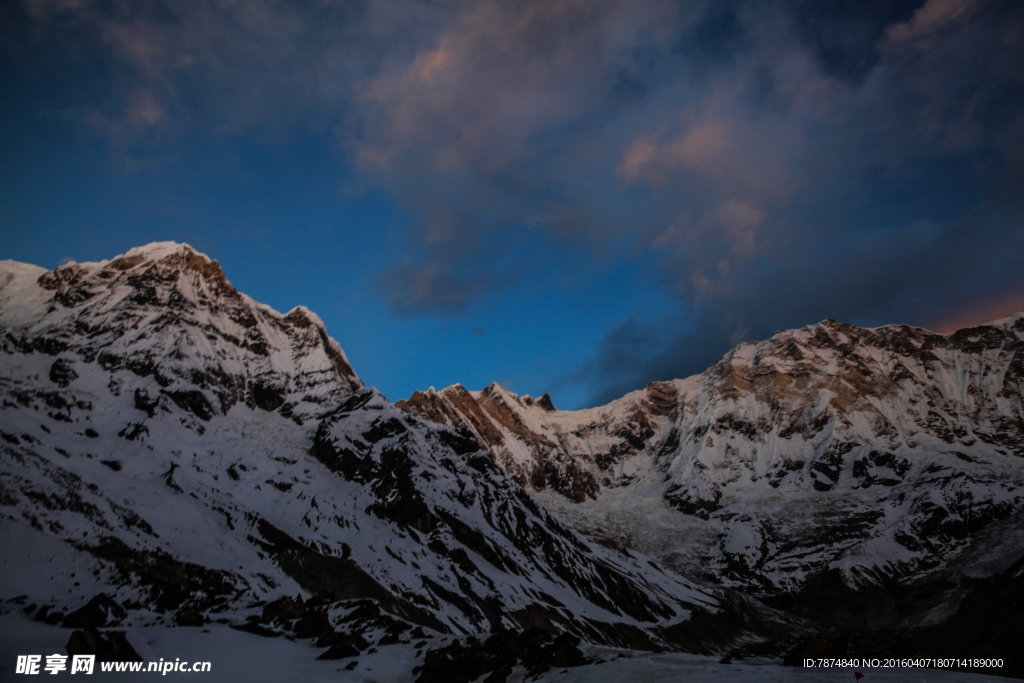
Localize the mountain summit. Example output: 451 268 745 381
1 242 361 426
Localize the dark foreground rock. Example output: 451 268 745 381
66 627 143 662
62 594 126 629
414 628 587 683
933 553 1024 679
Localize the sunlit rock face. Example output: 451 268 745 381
399 315 1024 628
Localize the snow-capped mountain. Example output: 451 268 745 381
397 316 1024 630
0 243 752 665
0 242 361 427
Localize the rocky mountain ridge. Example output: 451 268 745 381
398 314 1024 632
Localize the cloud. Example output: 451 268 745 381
12 0 1024 406
575 205 1024 405
882 0 981 51
715 199 764 258
15 0 415 139
348 0 693 311
618 119 733 185
355 0 684 173
378 256 496 317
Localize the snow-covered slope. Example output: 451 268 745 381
398 316 1024 629
0 243 743 662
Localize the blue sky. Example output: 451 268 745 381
2 0 1023 408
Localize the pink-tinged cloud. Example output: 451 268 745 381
882 0 982 52
21 0 85 18
124 89 167 129
615 66 824 215
715 199 764 258
617 136 659 185
356 0 683 175
935 293 1024 334
618 119 731 185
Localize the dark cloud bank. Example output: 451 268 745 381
8 0 1024 406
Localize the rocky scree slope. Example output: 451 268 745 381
0 243 752 663
398 315 1024 631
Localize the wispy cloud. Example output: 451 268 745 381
882 0 982 52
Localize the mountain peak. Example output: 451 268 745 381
523 392 556 411
1 246 362 424
118 240 207 261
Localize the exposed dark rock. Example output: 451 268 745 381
166 389 215 421
133 388 160 417
249 517 449 634
251 381 286 412
294 609 332 639
174 609 206 627
415 629 587 683
261 595 306 624
809 441 855 492
62 593 126 629
853 450 910 488
658 606 746 656
33 605 66 625
665 487 722 520
437 428 480 457
767 566 899 632
66 627 143 662
933 553 1024 679
317 640 361 660
81 536 238 613
229 621 281 637
317 626 368 652
117 423 149 441
533 393 556 412
49 359 78 387
362 417 407 443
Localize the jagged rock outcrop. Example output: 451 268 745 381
397 384 599 503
